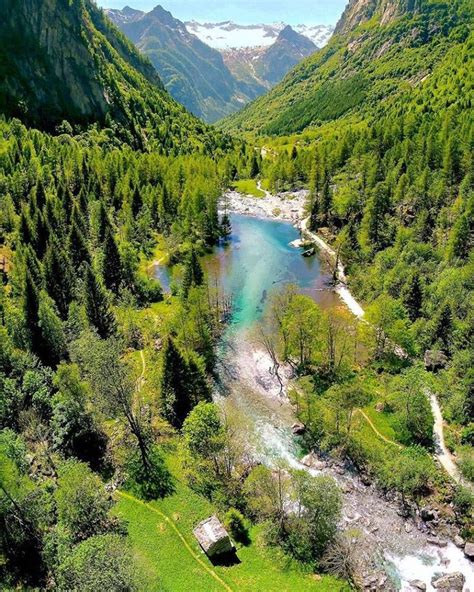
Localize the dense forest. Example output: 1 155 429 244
0 0 473 590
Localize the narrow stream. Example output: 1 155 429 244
156 213 473 590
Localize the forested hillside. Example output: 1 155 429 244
224 0 473 485
222 0 472 134
0 0 229 152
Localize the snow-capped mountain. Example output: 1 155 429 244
184 21 334 50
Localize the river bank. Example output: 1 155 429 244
216 198 472 590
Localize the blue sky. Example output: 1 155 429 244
97 0 348 25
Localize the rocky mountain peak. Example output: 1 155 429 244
276 25 317 50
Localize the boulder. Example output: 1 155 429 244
291 422 306 436
424 350 448 371
453 535 465 548
464 541 474 560
300 452 326 470
409 581 426 591
375 402 385 412
427 536 447 547
431 572 465 591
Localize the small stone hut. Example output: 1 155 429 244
193 515 234 557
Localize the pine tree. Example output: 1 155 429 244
250 154 260 178
44 238 74 320
23 269 42 355
18 209 34 246
160 338 192 429
102 228 123 294
403 273 423 322
131 185 143 219
35 178 47 210
433 303 453 354
68 222 91 270
181 249 204 299
84 264 116 339
37 291 66 367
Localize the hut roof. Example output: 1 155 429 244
193 515 234 557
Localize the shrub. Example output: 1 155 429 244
224 508 250 545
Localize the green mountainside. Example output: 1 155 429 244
107 5 265 123
0 0 227 152
221 0 472 134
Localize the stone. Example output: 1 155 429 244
375 402 385 412
453 535 465 548
464 541 474 559
424 350 448 371
410 581 426 591
291 422 306 436
300 452 326 470
193 515 234 558
431 572 465 591
427 536 447 547
405 523 413 533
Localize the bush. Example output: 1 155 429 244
224 508 250 545
458 446 474 483
56 534 138 592
453 485 474 518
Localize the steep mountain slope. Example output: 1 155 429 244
107 5 265 122
256 26 317 85
0 0 223 152
223 26 317 91
221 0 472 134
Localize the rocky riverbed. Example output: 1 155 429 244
217 333 473 591
222 189 308 222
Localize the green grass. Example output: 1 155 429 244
115 475 349 592
361 406 401 444
232 179 265 198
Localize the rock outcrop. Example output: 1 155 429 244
335 0 421 35
0 0 162 128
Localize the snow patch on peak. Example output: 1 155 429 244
184 21 334 50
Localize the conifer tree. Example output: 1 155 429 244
35 178 47 210
84 264 116 339
18 209 34 246
181 249 204 299
37 291 66 367
44 238 74 320
160 338 192 429
131 185 143 219
68 222 91 270
102 228 123 295
403 273 423 322
23 269 42 355
250 154 260 178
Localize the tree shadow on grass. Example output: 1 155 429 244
209 550 241 567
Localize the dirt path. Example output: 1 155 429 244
428 391 472 489
356 409 404 449
300 217 365 318
256 180 272 199
117 491 234 592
